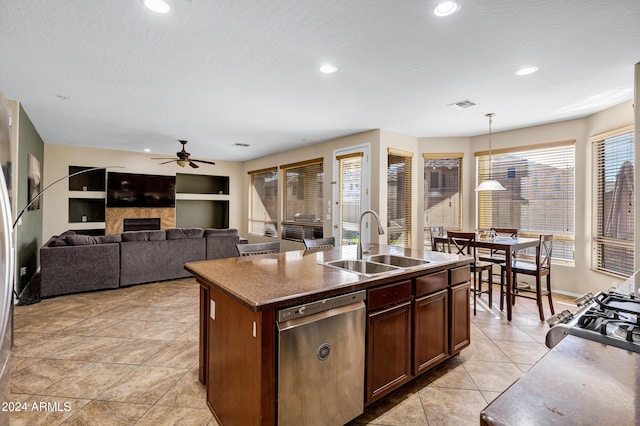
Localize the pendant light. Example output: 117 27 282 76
475 113 506 191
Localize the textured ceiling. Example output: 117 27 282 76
1 0 639 162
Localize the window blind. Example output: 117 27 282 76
591 127 635 277
476 142 575 261
424 153 463 247
281 159 324 241
248 167 278 237
337 152 363 245
387 149 412 248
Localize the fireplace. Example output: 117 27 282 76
123 218 161 232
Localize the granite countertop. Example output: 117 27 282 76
185 243 472 311
480 334 640 425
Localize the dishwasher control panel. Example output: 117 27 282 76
277 290 366 323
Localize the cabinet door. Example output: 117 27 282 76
414 289 448 375
366 301 412 405
449 282 471 354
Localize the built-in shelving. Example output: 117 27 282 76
175 174 230 229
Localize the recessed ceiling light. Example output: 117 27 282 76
233 143 250 147
515 66 539 76
144 148 151 152
434 1 460 17
144 0 170 14
319 64 338 74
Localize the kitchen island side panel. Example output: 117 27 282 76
207 285 275 426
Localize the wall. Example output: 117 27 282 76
13 103 44 296
42 144 243 240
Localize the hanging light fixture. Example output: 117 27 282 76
475 113 506 191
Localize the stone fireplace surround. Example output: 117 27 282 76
105 207 175 235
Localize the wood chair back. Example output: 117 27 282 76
303 237 335 249
236 241 281 257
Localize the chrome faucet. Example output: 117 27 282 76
357 210 385 259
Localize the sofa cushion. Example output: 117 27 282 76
204 228 239 238
97 234 122 244
47 237 68 247
60 230 76 236
65 234 100 246
166 228 204 240
121 230 166 242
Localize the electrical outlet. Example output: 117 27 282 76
20 267 27 277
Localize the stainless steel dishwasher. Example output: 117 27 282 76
277 290 366 426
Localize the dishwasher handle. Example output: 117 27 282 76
277 299 365 332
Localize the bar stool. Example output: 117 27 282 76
236 241 281 256
447 231 493 315
303 237 335 249
429 226 446 252
500 234 554 321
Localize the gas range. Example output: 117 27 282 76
545 290 640 353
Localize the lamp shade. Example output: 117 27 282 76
475 179 506 191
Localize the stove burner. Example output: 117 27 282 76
612 324 640 343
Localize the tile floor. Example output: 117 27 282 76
10 278 575 425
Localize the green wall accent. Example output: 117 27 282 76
15 104 43 296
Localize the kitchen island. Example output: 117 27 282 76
186 244 473 425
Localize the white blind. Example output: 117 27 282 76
591 127 635 277
248 168 278 236
338 153 362 245
424 154 462 246
387 151 412 248
477 142 575 261
281 159 324 241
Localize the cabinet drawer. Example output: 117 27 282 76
414 270 448 297
368 280 412 311
450 265 471 286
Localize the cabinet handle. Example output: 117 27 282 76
210 300 215 320
252 321 257 338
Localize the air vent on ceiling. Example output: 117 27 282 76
446 99 476 110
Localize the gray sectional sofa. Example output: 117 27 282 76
40 228 242 298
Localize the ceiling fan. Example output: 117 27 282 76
152 140 216 168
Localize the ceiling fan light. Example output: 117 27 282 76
176 159 188 167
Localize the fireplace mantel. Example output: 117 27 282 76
105 207 175 234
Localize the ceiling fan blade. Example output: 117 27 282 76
188 161 199 168
159 160 176 165
150 157 176 160
191 159 216 165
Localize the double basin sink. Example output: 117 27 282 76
323 254 429 276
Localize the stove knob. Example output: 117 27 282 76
298 306 306 315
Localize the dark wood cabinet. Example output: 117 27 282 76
449 279 471 354
366 281 412 405
413 289 448 374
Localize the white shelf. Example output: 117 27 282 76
68 191 106 199
176 193 229 201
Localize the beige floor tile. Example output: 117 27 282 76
156 367 208 409
174 323 200 342
418 387 488 426
419 358 478 390
136 405 213 426
517 324 551 343
98 365 188 404
516 363 534 373
63 400 151 426
353 385 427 425
14 315 85 334
134 321 192 340
463 360 523 392
41 362 136 399
10 334 86 359
143 340 199 369
95 338 169 364
480 390 502 404
9 356 36 375
11 359 89 394
49 336 128 362
55 317 121 337
474 323 536 342
457 338 511 363
493 340 549 364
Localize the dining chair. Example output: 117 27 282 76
303 237 335 249
236 241 281 257
500 234 554 321
447 231 493 315
429 226 446 252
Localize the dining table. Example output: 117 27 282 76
433 234 540 321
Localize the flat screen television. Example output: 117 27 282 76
107 172 176 208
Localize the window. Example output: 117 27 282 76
281 159 324 241
476 141 575 262
387 149 412 247
248 167 278 237
424 154 462 247
337 152 364 245
591 126 635 277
